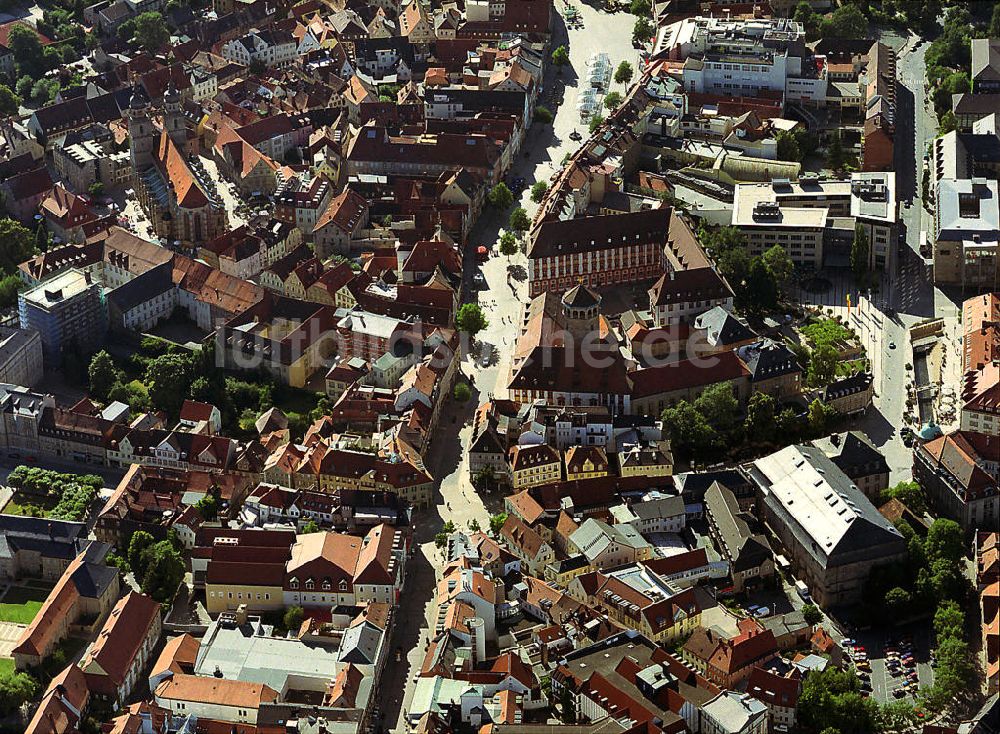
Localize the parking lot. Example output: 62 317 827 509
844 625 935 705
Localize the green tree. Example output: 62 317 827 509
762 245 794 292
194 493 218 521
0 84 19 115
283 605 304 631
632 17 654 46
468 518 481 532
551 45 569 68
986 3 1000 39
35 221 49 253
128 530 155 582
144 352 194 417
588 114 605 133
808 344 839 386
801 603 822 626
798 667 879 733
9 24 43 72
925 518 964 566
453 381 472 403
807 398 835 436
885 587 912 618
693 382 738 433
301 520 320 534
851 224 870 284
489 512 508 536
661 401 717 459
0 670 39 715
138 539 185 603
0 274 23 309
880 480 927 514
133 11 169 52
88 350 120 402
776 129 801 162
603 90 623 110
933 600 965 641
487 182 514 210
530 181 548 203
0 218 36 274
88 182 105 198
614 61 633 86
456 303 488 336
508 206 530 235
534 105 553 124
938 111 958 135
744 392 776 444
820 3 868 39
629 0 650 15
793 2 820 38
434 520 457 549
746 256 778 312
499 230 518 259
560 686 576 723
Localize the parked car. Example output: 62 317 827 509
893 689 907 699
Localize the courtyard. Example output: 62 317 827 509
0 580 52 625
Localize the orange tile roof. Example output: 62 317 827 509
155 131 209 209
155 673 279 709
13 556 82 658
151 633 200 679
80 591 160 691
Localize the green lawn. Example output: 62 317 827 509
1 493 58 518
0 584 51 625
0 658 13 676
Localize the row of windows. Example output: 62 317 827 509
210 591 271 600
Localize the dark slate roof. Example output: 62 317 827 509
736 338 802 382
0 515 89 561
69 558 118 599
812 430 889 481
562 284 600 309
704 482 772 572
821 372 873 402
107 261 174 313
694 306 755 347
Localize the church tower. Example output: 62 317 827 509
561 284 601 344
126 85 155 171
163 81 186 147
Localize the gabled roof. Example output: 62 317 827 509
80 592 160 692
154 131 209 209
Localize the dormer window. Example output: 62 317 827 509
305 579 315 590
289 577 299 590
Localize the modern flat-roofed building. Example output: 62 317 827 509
655 16 827 108
933 177 1000 289
18 268 107 365
731 172 897 270
749 445 907 607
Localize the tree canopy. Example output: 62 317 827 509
487 182 514 210
133 11 169 52
456 303 488 336
509 206 530 234
614 61 633 86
